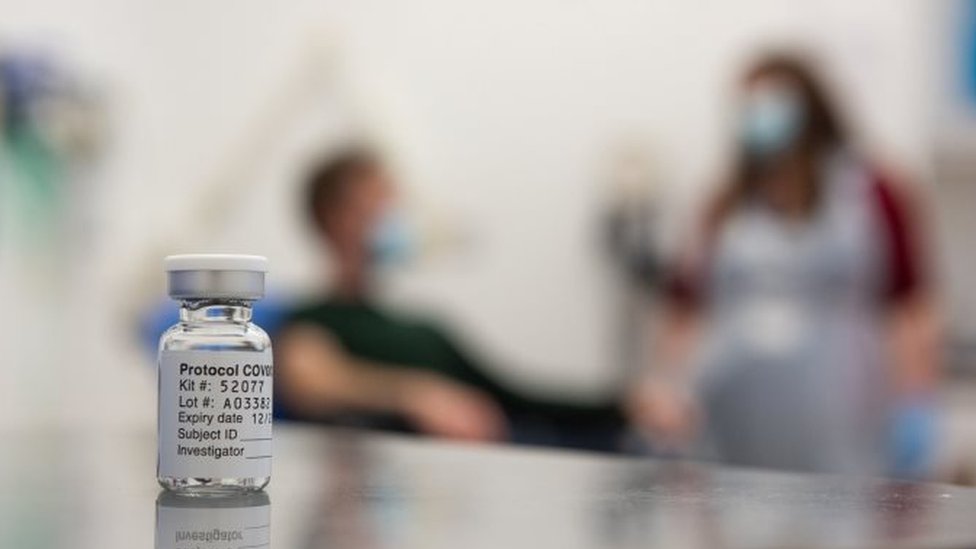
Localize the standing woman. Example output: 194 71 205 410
630 53 941 476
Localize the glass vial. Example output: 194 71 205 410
158 254 272 493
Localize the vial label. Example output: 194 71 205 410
155 497 270 549
158 350 273 478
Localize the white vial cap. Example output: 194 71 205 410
164 254 268 300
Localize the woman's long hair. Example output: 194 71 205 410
716 53 850 223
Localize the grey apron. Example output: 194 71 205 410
696 152 890 474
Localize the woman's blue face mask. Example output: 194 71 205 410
739 84 806 158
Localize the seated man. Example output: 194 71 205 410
276 149 624 450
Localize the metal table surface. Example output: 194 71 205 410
4 424 976 549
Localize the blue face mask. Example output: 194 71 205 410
367 208 416 268
739 86 805 157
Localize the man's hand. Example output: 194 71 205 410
401 373 508 442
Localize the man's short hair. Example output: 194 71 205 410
303 148 379 232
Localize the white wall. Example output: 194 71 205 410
0 0 941 426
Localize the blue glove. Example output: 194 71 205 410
888 397 938 479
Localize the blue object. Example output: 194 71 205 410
0 50 57 131
739 86 805 158
888 398 938 479
368 209 416 268
959 0 976 107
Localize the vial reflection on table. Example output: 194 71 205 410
155 491 270 549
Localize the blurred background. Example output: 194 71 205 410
5 0 976 482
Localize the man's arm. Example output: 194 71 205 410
276 323 507 441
